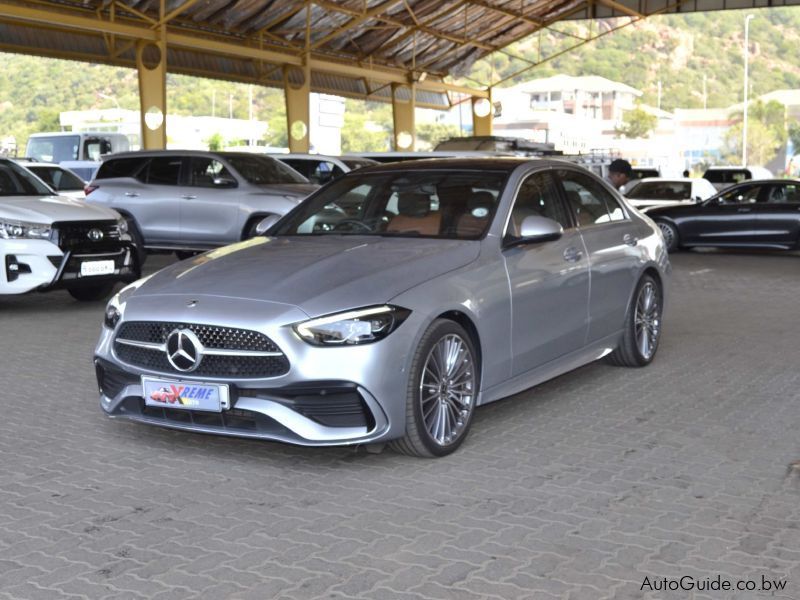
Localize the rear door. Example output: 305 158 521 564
556 168 640 343
679 183 763 246
179 156 240 246
502 169 590 375
755 182 800 246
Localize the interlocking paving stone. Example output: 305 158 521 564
1 250 799 599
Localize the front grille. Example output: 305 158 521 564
114 321 290 379
52 220 121 252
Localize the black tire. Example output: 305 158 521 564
243 214 274 240
656 220 679 252
175 250 200 261
390 319 480 458
606 274 663 367
124 217 147 267
68 282 116 302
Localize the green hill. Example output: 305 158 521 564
1 6 799 151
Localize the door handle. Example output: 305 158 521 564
563 247 583 262
737 207 752 213
623 234 638 246
124 192 139 197
181 195 197 200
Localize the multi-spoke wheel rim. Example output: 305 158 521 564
657 222 674 248
634 282 661 360
419 334 476 447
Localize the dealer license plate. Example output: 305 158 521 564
80 260 115 276
142 377 230 412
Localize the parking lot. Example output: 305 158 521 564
1 250 799 600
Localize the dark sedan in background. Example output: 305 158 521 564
647 179 800 252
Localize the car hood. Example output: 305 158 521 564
254 183 318 200
0 194 119 223
132 236 480 317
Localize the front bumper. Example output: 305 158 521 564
94 295 421 446
0 238 138 295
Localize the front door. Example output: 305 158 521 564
680 183 763 246
179 157 240 247
755 182 800 246
502 169 590 376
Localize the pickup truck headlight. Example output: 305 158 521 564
0 219 51 240
294 305 411 346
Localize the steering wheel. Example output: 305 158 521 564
332 219 372 232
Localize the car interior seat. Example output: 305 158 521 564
456 191 495 237
386 192 440 235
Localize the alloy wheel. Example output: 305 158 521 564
634 281 661 360
657 222 675 248
418 334 476 447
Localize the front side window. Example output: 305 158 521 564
717 184 761 204
188 158 235 188
558 170 626 226
273 170 508 240
144 157 183 186
84 138 112 161
626 181 692 201
507 172 569 237
0 161 54 196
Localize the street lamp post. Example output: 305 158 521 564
742 14 755 166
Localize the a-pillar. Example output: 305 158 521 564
136 32 167 149
391 83 416 151
472 91 493 137
284 65 311 153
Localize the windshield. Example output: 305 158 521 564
26 135 80 163
0 161 54 196
28 166 85 191
273 170 508 240
626 181 691 200
222 154 308 185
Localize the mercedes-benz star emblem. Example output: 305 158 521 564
165 329 203 372
186 299 199 308
87 228 104 242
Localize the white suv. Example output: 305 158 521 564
0 157 139 301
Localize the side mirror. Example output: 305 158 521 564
213 177 237 188
507 216 563 247
254 214 281 236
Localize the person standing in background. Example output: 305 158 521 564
607 159 633 190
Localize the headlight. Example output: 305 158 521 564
116 218 129 235
294 305 411 346
104 294 122 329
0 219 51 240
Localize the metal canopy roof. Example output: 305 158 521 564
1 0 799 108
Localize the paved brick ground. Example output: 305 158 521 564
1 250 799 600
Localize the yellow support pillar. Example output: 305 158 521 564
136 34 167 149
391 83 416 151
472 91 493 137
284 65 311 153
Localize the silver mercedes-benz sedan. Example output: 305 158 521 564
95 158 670 457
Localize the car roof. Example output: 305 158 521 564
632 177 693 183
101 150 280 160
343 156 585 173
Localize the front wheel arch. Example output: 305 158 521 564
241 213 276 240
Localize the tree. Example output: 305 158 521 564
788 122 800 155
415 122 460 150
206 132 224 151
722 120 781 166
615 107 658 139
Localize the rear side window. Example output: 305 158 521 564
143 157 183 185
96 157 148 180
704 169 748 185
558 170 626 226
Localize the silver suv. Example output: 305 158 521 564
85 151 317 260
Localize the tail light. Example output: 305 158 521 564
84 184 98 196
